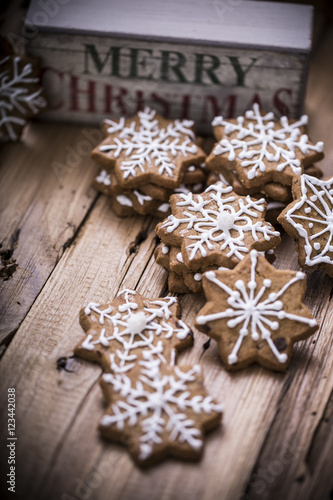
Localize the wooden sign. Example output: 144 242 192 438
25 0 314 133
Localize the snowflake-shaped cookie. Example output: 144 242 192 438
99 356 223 465
0 53 47 141
91 107 205 189
196 250 317 371
74 289 193 373
207 103 324 188
279 174 333 276
156 182 280 271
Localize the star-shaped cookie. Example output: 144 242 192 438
278 174 333 276
74 288 193 373
91 107 206 189
99 357 223 465
156 182 281 271
206 103 324 189
196 250 317 371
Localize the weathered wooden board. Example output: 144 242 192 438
0 123 101 346
0 17 333 500
0 199 332 500
25 0 313 130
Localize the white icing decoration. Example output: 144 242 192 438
176 252 184 263
133 190 153 205
96 169 111 186
162 245 169 255
194 273 202 281
197 250 317 365
161 182 279 261
116 194 133 207
158 203 170 213
212 104 323 180
284 174 333 266
99 107 198 179
0 56 47 141
81 289 191 372
266 201 285 211
100 357 223 460
174 183 204 195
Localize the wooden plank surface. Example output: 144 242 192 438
0 124 101 346
1 22 333 500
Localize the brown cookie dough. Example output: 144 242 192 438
206 104 324 189
278 174 333 277
91 107 206 189
99 359 223 466
75 288 193 372
156 182 280 271
196 250 318 371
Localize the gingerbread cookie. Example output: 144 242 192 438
91 107 205 189
0 40 47 141
110 194 170 218
154 242 275 294
99 356 223 465
74 288 193 373
207 104 324 189
94 165 206 202
156 182 280 271
196 250 318 371
278 174 333 276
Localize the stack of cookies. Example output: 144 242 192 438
206 103 324 207
155 181 280 293
91 107 207 217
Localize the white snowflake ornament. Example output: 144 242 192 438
99 356 223 464
75 289 193 373
196 250 318 371
208 104 324 188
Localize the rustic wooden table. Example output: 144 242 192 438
1 23 333 500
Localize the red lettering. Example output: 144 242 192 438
247 93 263 110
180 95 191 119
70 76 96 112
134 90 144 113
104 85 128 114
201 94 237 123
274 88 292 116
151 93 170 117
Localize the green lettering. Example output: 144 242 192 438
194 54 221 84
228 56 257 86
83 44 121 76
160 50 187 83
129 48 154 79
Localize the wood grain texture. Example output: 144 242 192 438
0 123 101 345
0 22 333 500
245 27 333 500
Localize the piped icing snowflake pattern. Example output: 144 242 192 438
158 182 280 265
97 108 201 183
279 175 333 275
211 103 324 182
100 356 223 463
0 55 47 141
196 250 317 370
75 289 192 373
